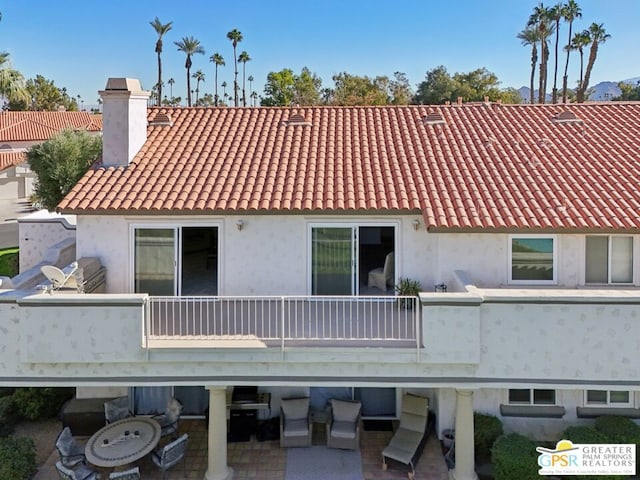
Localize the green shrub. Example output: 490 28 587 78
492 433 539 480
561 424 629 480
0 396 17 437
11 387 74 420
474 412 503 462
0 436 37 480
594 416 640 444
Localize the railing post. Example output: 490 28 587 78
281 296 286 360
144 297 150 360
415 296 420 361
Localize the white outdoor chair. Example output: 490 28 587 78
151 433 189 480
104 396 132 424
108 466 140 480
326 398 362 450
368 252 394 291
55 427 86 468
280 397 312 447
55 461 100 480
152 397 183 439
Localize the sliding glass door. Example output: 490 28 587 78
310 225 396 296
133 226 218 296
134 228 176 295
311 227 355 295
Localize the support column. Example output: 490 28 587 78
449 389 478 480
204 386 233 480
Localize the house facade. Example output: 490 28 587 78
0 110 102 199
2 78 640 480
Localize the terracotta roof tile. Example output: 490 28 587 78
0 151 26 171
0 111 102 142
58 103 640 231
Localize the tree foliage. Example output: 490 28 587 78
614 81 640 101
261 67 322 106
27 130 102 211
330 72 389 105
6 75 77 111
414 66 521 104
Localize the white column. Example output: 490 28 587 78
204 386 233 480
450 389 478 480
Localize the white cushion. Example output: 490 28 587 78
283 418 309 437
331 421 356 439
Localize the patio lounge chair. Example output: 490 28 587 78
152 397 183 439
152 433 189 480
108 466 140 479
280 397 312 447
104 396 132 424
55 461 100 480
326 398 362 450
382 393 433 480
55 426 86 468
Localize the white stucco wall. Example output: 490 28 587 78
18 211 76 271
435 233 621 288
76 214 434 295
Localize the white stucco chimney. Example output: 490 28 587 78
99 78 150 167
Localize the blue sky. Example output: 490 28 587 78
1 0 638 107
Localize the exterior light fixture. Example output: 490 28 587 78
412 219 420 231
236 220 245 231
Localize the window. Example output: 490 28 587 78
508 389 556 405
585 390 631 407
509 236 556 284
585 236 633 284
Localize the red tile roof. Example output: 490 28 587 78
0 111 102 142
0 151 26 172
58 103 640 231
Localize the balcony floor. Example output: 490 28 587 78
34 419 449 479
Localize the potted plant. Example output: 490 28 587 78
395 277 421 309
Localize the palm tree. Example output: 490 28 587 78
248 75 254 95
210 53 225 106
150 17 173 106
0 53 27 103
167 77 175 105
549 3 563 103
174 36 205 107
569 30 591 102
250 90 258 107
528 3 555 103
518 26 540 104
226 29 243 106
578 23 611 103
561 0 582 103
193 70 205 105
238 51 251 106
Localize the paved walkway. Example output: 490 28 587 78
35 419 449 479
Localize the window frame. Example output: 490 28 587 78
507 388 557 406
584 390 633 408
585 235 634 285
508 235 558 285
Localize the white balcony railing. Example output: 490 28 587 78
147 296 420 348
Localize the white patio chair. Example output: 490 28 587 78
326 398 362 450
55 461 100 480
152 397 183 439
151 433 189 480
55 426 86 468
279 397 312 447
104 396 132 424
368 252 394 291
108 466 140 480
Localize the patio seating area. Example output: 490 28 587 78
38 419 449 480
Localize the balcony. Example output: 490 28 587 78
146 295 420 349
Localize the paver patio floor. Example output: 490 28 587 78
36 419 449 479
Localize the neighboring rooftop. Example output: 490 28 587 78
0 111 103 142
0 151 27 172
58 103 640 232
